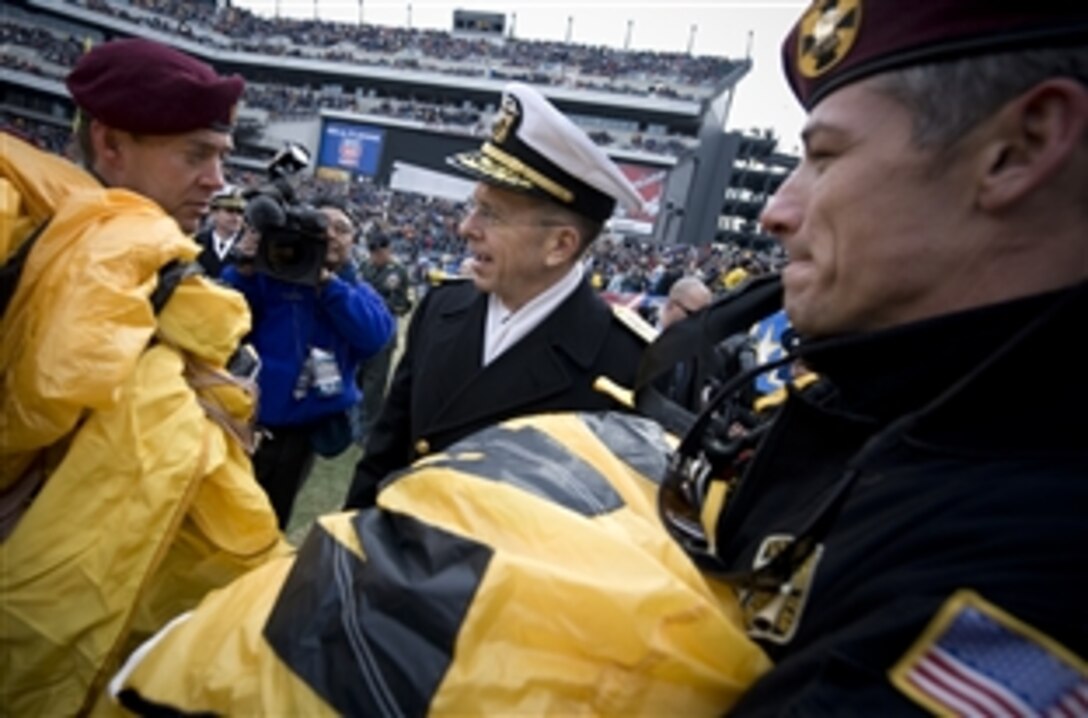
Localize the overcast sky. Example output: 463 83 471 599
232 0 809 151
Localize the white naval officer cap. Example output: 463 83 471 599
447 82 644 224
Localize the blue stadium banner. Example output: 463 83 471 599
317 120 385 178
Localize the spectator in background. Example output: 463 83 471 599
225 195 394 528
659 275 713 332
722 263 750 291
357 231 413 443
652 258 686 297
344 82 653 509
194 186 246 277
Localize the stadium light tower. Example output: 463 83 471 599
358 0 363 25
407 2 412 29
565 16 573 43
687 24 697 55
652 57 753 246
624 19 633 50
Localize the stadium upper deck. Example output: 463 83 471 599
19 0 743 101
4 0 756 144
8 0 758 145
135 0 723 94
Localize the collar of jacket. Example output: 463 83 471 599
796 282 1087 454
437 278 609 369
416 279 613 441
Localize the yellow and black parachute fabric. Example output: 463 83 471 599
0 133 290 716
112 412 771 716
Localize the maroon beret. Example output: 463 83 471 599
783 1 1088 110
66 38 244 134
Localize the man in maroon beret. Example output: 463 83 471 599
0 38 286 716
655 1 1088 714
66 37 244 234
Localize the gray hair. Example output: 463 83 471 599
874 45 1088 151
534 199 603 258
668 275 712 309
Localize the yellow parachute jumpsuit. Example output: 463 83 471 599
0 134 290 716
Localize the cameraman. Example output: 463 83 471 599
224 196 394 529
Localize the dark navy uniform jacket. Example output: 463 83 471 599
719 284 1088 715
193 226 241 279
345 277 648 508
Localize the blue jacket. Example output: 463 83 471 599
223 267 394 427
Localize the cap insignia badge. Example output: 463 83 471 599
491 94 520 145
798 0 862 78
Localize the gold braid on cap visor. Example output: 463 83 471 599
454 152 534 191
481 142 575 204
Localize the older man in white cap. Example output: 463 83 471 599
345 82 653 508
194 186 246 278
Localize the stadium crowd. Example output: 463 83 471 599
0 112 71 155
2 17 703 157
65 0 734 99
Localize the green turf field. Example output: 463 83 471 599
285 444 363 545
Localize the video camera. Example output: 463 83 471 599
242 143 330 286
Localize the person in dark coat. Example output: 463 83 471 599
193 187 245 278
356 232 413 442
344 81 654 509
655 3 1088 714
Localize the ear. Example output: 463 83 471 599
977 78 1088 211
543 225 582 268
89 120 126 171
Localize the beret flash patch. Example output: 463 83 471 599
798 0 862 79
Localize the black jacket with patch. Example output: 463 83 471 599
719 284 1088 715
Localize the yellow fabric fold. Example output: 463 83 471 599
0 134 290 716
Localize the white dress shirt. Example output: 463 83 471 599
483 263 584 366
212 230 236 261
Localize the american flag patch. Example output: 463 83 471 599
891 590 1088 717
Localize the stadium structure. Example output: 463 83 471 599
1 0 798 249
